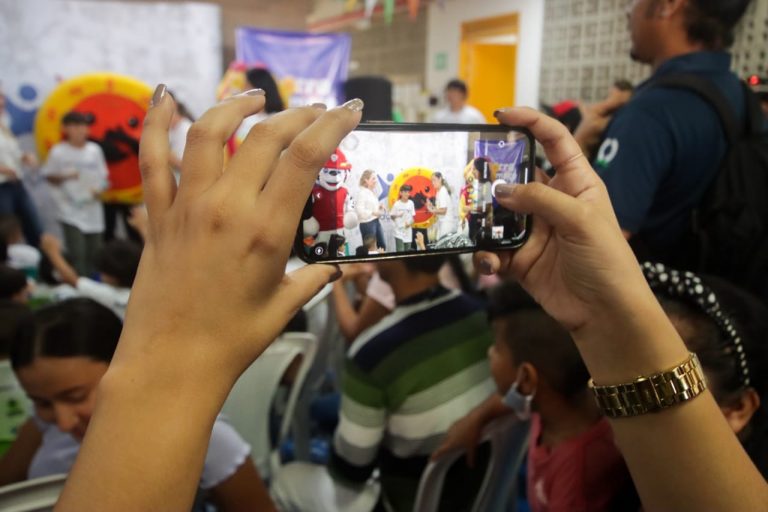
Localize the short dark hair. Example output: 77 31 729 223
245 68 285 114
445 79 468 96
400 184 412 193
97 240 142 287
403 255 446 275
613 79 634 92
61 111 89 126
0 301 31 358
10 298 123 370
683 0 752 49
0 265 27 300
488 281 589 400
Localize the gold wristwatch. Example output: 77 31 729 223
589 353 707 418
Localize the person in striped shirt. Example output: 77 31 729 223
272 255 495 512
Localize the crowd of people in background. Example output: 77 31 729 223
0 0 767 511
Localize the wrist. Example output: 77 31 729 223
571 290 690 384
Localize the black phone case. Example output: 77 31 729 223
294 122 534 264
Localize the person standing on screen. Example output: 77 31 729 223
355 170 386 252
428 172 456 240
431 80 486 124
390 184 415 252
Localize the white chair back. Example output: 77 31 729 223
0 474 67 512
220 332 318 480
413 415 530 512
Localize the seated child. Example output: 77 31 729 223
0 298 276 511
40 234 140 319
434 281 631 511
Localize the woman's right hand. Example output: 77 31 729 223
475 108 657 338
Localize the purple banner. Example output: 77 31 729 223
235 28 351 107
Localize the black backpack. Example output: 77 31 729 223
637 73 768 299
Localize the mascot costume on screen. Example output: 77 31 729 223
303 148 359 257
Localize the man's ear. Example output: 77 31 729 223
517 361 538 396
720 388 760 435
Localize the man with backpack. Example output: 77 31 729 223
582 0 768 297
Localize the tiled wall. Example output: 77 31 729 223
539 0 768 105
348 10 428 84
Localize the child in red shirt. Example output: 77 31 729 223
434 282 630 511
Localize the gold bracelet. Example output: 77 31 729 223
589 353 707 419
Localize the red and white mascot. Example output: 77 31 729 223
303 148 359 244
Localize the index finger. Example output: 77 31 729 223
494 107 589 174
139 84 176 221
263 98 363 236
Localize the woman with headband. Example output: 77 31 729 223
50 90 767 511
643 263 767 477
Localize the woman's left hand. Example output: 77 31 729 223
116 87 363 383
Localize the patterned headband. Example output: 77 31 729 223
642 262 751 388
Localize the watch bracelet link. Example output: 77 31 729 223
589 353 707 418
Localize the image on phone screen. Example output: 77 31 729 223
296 123 533 263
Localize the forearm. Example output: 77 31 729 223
46 251 79 286
573 295 768 510
332 282 359 342
473 392 510 424
56 356 234 511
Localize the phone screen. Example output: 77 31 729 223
296 123 533 263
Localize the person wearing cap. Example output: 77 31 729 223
389 183 415 251
42 111 109 277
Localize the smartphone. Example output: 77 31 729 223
295 122 534 263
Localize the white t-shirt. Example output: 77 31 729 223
431 105 486 124
28 414 250 490
435 187 457 239
355 187 381 223
0 125 23 183
75 277 130 320
234 112 270 146
390 199 415 242
6 244 41 271
42 142 108 233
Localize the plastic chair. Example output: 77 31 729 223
220 332 317 480
412 415 531 512
0 474 67 512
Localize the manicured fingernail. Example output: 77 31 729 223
239 88 265 96
328 266 343 283
150 84 167 107
310 103 328 110
341 98 364 112
493 107 513 117
495 183 516 198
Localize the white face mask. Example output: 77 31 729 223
502 377 535 421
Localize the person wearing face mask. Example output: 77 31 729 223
433 281 631 511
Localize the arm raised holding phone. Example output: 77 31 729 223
54 95 766 511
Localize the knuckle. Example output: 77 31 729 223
246 121 282 143
287 138 329 169
185 121 227 147
138 158 155 180
250 227 281 255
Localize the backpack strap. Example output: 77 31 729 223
741 82 766 136
650 73 741 144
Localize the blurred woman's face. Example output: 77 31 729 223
16 357 109 441
432 176 441 189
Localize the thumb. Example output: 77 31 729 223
274 264 342 316
495 182 587 235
